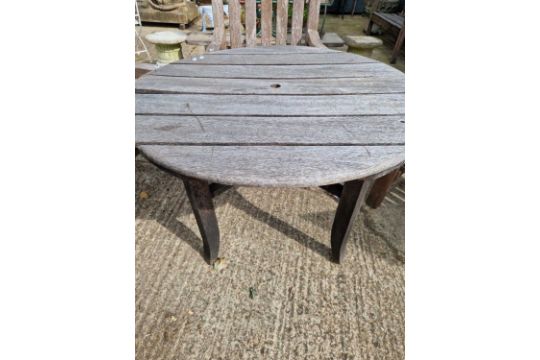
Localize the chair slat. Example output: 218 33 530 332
209 0 226 51
228 0 242 48
261 0 273 46
306 0 324 47
209 0 324 49
290 0 305 45
245 0 257 47
276 0 289 45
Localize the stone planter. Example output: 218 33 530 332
145 30 187 65
344 35 383 58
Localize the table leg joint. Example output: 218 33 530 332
330 176 375 263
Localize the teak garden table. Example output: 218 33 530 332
136 45 404 264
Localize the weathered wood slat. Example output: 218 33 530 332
228 0 242 48
135 93 404 116
204 46 338 55
136 115 405 145
290 0 305 46
208 0 226 51
276 0 289 45
261 0 272 46
138 145 405 187
376 12 404 28
306 0 323 47
136 75 405 95
152 63 400 79
179 52 375 65
245 0 256 47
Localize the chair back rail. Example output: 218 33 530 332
209 0 324 50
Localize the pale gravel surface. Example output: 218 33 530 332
136 155 404 360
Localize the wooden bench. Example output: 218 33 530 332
365 0 405 64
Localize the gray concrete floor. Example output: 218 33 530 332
136 157 404 360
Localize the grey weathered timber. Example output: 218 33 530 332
136 76 404 95
203 46 336 55
261 0 272 46
151 63 397 79
228 0 242 48
136 93 404 116
208 0 322 48
245 0 256 47
136 46 405 263
306 0 324 47
331 177 375 263
137 145 404 187
208 0 225 51
290 0 305 46
276 0 289 45
182 176 220 263
176 51 375 65
136 115 404 145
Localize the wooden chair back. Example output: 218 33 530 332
208 0 324 51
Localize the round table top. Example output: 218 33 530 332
136 46 404 187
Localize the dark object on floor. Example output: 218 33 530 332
249 287 257 299
365 0 405 63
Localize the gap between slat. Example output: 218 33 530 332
135 142 405 146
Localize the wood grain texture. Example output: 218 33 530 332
178 52 375 65
135 46 405 187
261 0 273 46
135 75 405 95
208 0 226 51
151 63 400 79
138 145 405 187
291 0 305 46
245 0 256 47
203 46 337 55
306 0 324 47
136 93 404 116
276 0 289 45
136 115 405 145
228 0 242 48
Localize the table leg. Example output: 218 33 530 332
331 177 374 263
366 168 403 209
182 176 220 263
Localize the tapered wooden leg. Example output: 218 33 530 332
366 168 403 209
182 176 220 263
331 177 374 263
